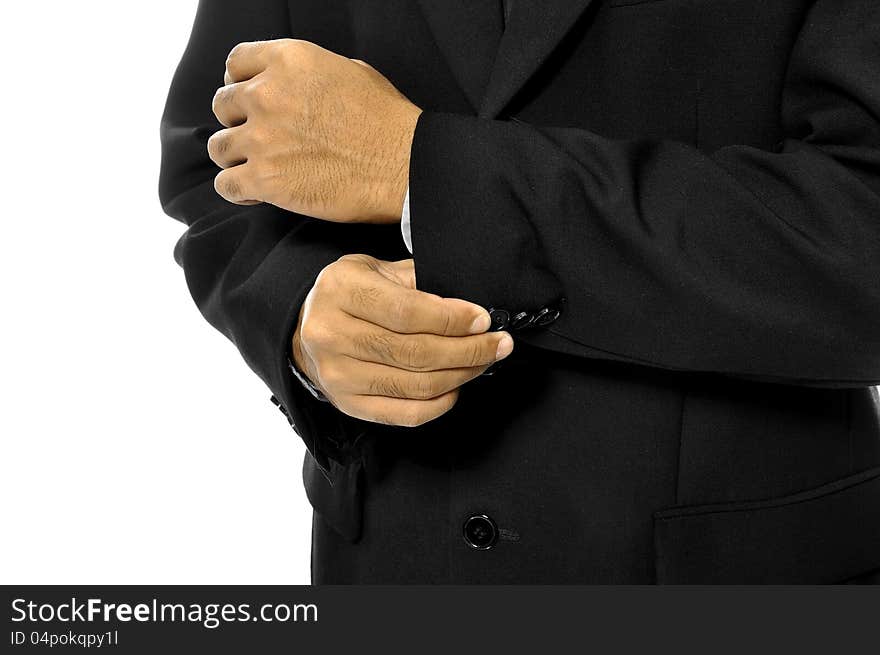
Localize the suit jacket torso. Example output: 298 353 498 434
160 0 880 583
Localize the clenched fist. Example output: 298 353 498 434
293 256 514 427
208 39 421 223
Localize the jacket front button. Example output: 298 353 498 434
463 514 498 550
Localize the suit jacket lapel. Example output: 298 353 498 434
415 0 505 112
479 0 598 118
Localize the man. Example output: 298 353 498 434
160 0 880 583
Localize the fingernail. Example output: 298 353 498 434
495 334 514 360
469 312 491 334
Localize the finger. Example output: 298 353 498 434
338 264 490 336
339 389 460 428
331 360 489 400
225 41 272 84
383 259 416 289
214 165 261 205
212 82 248 127
207 126 248 169
343 321 514 371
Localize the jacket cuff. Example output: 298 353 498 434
262 241 369 472
408 111 565 319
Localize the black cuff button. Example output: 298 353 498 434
487 308 510 331
533 307 561 326
510 311 535 330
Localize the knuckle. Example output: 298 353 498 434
331 256 356 275
313 264 342 294
399 338 427 370
311 326 336 350
245 79 274 108
317 362 343 390
281 39 310 62
331 396 353 417
372 413 397 427
337 254 376 273
397 407 424 428
444 389 461 413
336 396 367 421
439 308 453 336
207 132 229 158
353 331 394 361
404 397 454 428
211 88 223 112
213 171 238 199
355 399 394 426
466 340 484 367
298 320 326 349
206 134 219 160
413 374 438 400
389 296 414 330
282 38 302 53
369 375 405 399
407 397 453 427
225 44 244 68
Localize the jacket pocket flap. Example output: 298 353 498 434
302 450 364 543
654 465 880 584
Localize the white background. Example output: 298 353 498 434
0 1 312 583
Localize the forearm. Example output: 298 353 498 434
408 2 880 385
163 160 408 468
159 0 408 467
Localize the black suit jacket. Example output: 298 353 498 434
160 0 880 583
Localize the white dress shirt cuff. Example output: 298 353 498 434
401 186 413 254
288 358 329 402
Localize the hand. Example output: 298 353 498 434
208 39 422 223
293 256 514 427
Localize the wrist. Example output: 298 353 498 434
380 104 422 221
291 306 310 378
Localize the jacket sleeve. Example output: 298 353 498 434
159 0 407 469
408 0 880 388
